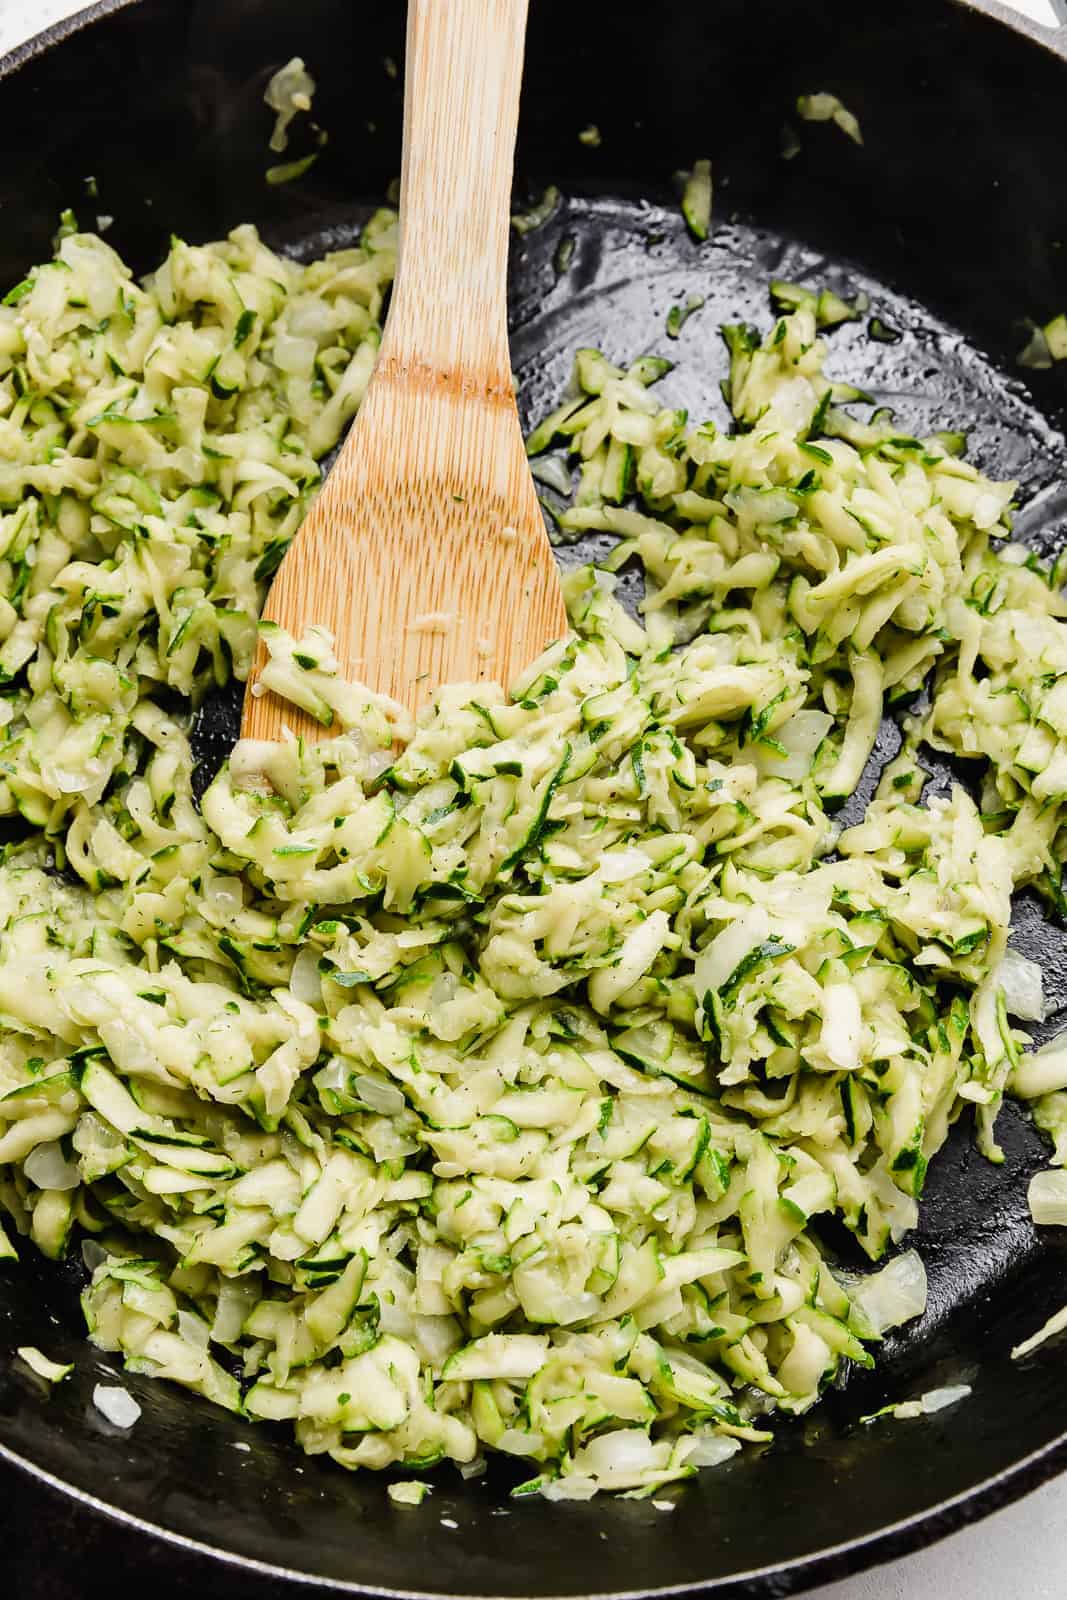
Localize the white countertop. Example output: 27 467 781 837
0 0 1064 1596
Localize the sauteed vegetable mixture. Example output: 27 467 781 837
0 211 1063 1498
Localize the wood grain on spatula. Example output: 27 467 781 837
241 0 567 743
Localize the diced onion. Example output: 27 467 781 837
354 1075 405 1116
496 1429 545 1457
24 1141 81 1191
681 1433 741 1468
388 1480 429 1507
848 1250 928 1335
430 973 458 1008
81 1239 108 1273
205 875 244 915
177 1310 211 1349
93 1384 142 1428
271 334 318 377
540 1476 598 1501
918 1383 971 1414
1019 325 1053 371
317 1059 350 1093
288 945 322 1006
1028 1168 1067 1226
530 455 573 495
572 1429 660 1479
996 947 1045 1022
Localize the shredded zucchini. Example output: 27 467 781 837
666 296 705 340
265 58 316 154
680 159 713 241
0 210 1059 1500
16 1345 72 1382
797 92 863 146
511 187 562 238
389 1479 431 1506
266 155 320 188
1019 313 1067 370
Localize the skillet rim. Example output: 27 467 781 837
3 1419 1067 1600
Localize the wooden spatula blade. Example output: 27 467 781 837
243 381 566 740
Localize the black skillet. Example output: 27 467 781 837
2 0 1067 1595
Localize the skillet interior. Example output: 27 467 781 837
2 0 1067 1594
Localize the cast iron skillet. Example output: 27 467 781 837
2 0 1067 1595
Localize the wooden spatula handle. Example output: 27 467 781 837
240 0 567 742
381 0 530 392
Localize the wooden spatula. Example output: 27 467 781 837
241 0 567 744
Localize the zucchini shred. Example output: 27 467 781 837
0 206 1061 1500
